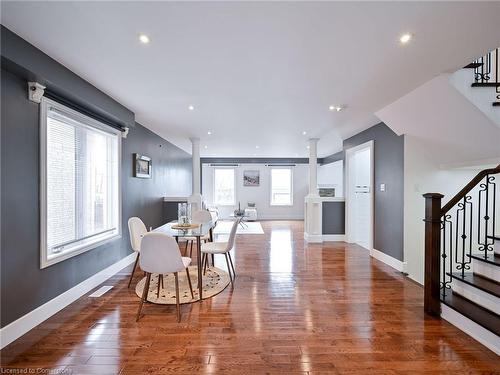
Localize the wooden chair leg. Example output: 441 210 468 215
174 272 181 322
189 240 193 257
228 252 236 278
184 240 189 256
136 272 151 322
156 274 162 298
211 254 215 267
224 254 234 287
128 253 140 288
186 267 194 299
203 253 208 275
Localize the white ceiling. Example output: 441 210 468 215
1 1 499 157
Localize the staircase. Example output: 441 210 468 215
463 48 500 108
423 164 500 354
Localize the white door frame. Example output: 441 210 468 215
345 140 374 251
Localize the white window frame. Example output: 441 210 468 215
40 97 122 269
270 167 294 206
213 167 236 206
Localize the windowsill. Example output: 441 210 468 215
270 203 294 207
41 233 121 269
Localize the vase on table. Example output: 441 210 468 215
178 203 192 225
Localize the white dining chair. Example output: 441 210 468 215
184 209 213 257
136 232 194 322
200 217 240 287
127 217 148 288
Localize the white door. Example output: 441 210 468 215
346 142 373 251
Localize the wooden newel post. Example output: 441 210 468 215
423 193 444 316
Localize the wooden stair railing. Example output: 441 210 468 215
423 164 500 316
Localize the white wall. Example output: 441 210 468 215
376 74 500 167
202 163 308 220
318 160 343 197
404 135 500 284
450 68 500 128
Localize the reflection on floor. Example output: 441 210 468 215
1 221 498 374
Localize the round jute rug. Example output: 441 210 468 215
134 266 230 304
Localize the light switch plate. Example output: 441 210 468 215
380 183 386 192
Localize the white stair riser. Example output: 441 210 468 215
451 278 500 315
472 259 500 282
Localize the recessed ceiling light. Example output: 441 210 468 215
204 145 208 149
138 34 150 44
302 131 307 135
188 105 195 111
255 145 260 149
329 105 344 112
399 33 412 44
207 131 211 135
306 145 310 149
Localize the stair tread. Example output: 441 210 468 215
447 272 500 298
463 62 483 69
442 289 500 335
468 253 500 267
471 82 500 88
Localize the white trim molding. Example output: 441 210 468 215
0 253 136 349
345 140 374 250
371 248 408 273
322 234 346 241
441 303 500 356
304 233 346 243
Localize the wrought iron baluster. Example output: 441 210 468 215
455 197 472 276
440 214 452 297
496 49 500 102
478 175 495 258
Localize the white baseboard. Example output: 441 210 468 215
304 233 346 243
371 248 407 273
0 252 136 349
322 234 346 241
304 232 323 243
441 303 500 356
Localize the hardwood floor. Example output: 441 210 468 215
1 221 498 374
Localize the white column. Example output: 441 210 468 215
188 137 203 211
308 138 319 197
304 138 322 243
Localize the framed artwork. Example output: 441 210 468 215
134 153 152 178
243 170 260 186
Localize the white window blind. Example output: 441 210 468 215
213 168 235 206
270 168 293 206
41 98 121 268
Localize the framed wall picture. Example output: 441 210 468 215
134 153 152 178
243 170 260 186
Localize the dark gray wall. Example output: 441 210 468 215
322 202 345 235
343 122 404 261
0 28 192 327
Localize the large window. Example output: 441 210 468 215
213 168 235 205
270 167 293 206
40 98 121 268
